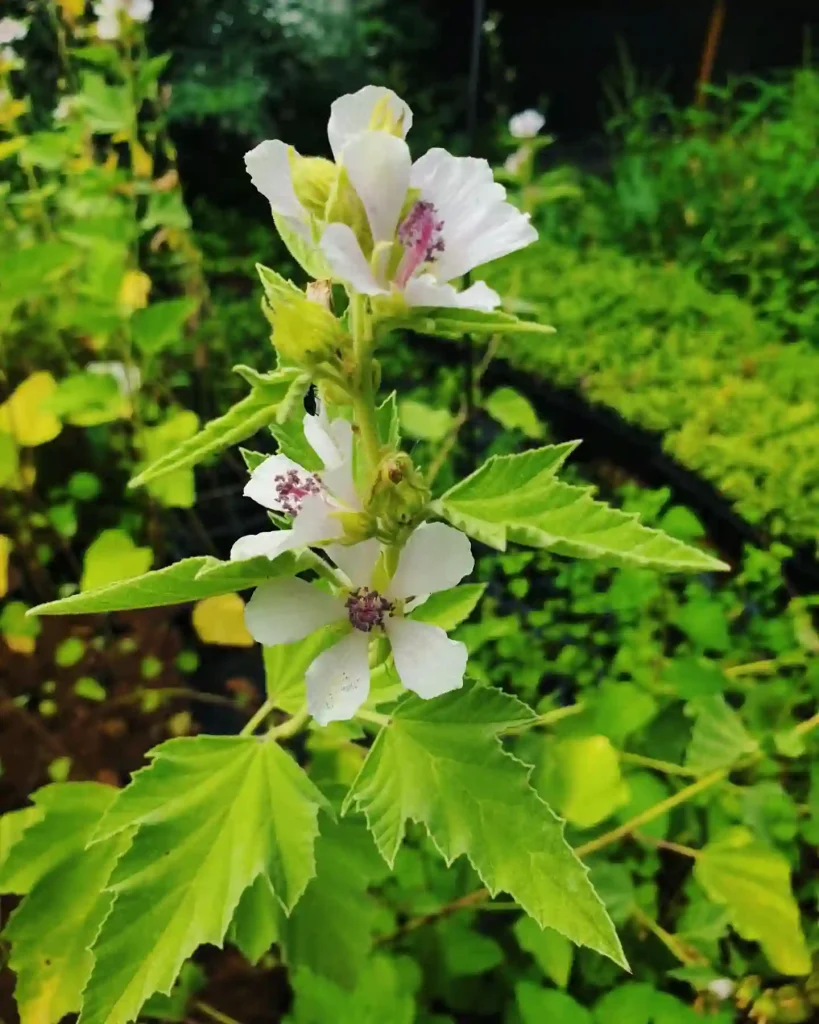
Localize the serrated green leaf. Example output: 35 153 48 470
344 683 625 967
694 828 810 976
685 696 758 774
513 916 574 988
228 874 280 965
287 956 417 1024
268 414 323 471
393 306 556 340
0 806 42 875
29 554 298 616
436 445 728 571
4 793 131 1024
80 735 331 1024
278 817 387 988
376 392 400 448
516 982 592 1024
129 368 304 488
410 584 487 631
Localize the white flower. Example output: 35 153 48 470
244 522 474 724
707 979 735 1002
245 85 537 312
230 404 359 565
0 18 27 45
504 148 527 175
54 96 77 121
87 361 142 396
509 109 545 139
94 0 152 40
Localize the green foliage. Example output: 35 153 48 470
344 683 626 967
435 444 728 570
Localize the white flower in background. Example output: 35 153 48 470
0 18 27 45
509 109 545 139
245 85 537 312
54 96 77 121
0 47 20 68
504 148 527 175
87 361 142 396
707 979 735 1002
95 0 153 40
244 522 474 724
230 404 359 564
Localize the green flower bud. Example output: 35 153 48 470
257 264 348 368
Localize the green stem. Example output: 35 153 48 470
239 698 277 737
631 905 707 967
502 701 586 733
269 706 310 740
350 294 382 484
356 708 391 729
619 752 699 778
194 1001 245 1024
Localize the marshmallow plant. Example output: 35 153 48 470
12 86 728 1024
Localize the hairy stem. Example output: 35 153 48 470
269 706 310 740
619 752 699 778
239 698 277 737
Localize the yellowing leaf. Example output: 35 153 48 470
5 634 35 655
118 269 152 314
131 141 153 178
57 0 86 20
192 594 254 647
0 535 11 598
695 828 811 975
538 735 630 829
0 373 62 447
0 137 25 161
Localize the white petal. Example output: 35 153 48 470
403 274 501 312
291 492 345 544
509 109 545 139
244 453 306 510
410 148 537 281
304 411 347 469
244 578 344 646
324 538 381 588
327 85 413 162
386 617 467 699
320 460 360 510
244 140 310 239
306 629 371 725
320 223 386 296
386 522 474 600
230 529 301 563
341 131 411 243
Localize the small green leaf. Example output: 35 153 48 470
74 677 107 701
29 554 298 616
131 299 198 357
80 529 153 594
516 982 592 1024
685 696 758 775
486 387 543 439
376 392 400 448
538 735 630 829
287 956 417 1024
435 445 729 572
344 683 625 967
410 584 487 631
694 828 810 975
81 735 331 1024
129 368 305 488
399 399 454 441
54 636 85 668
514 916 574 988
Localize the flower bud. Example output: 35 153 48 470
289 152 337 218
257 263 348 367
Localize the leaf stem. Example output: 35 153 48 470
269 705 310 740
239 697 277 737
619 752 699 778
350 295 382 484
634 832 700 858
631 905 707 966
501 701 586 733
194 1001 245 1024
356 708 392 729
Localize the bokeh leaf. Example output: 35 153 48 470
192 593 254 646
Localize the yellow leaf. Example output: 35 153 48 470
192 594 254 647
131 141 153 178
0 535 11 598
57 0 86 21
0 137 25 161
118 270 152 314
6 634 35 655
0 372 62 447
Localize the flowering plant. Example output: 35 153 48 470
2 85 729 1023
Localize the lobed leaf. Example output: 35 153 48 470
435 444 729 572
80 735 331 1024
29 553 298 616
685 696 759 774
343 683 626 967
128 368 306 488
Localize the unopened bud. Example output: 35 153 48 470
257 263 348 367
289 152 337 217
307 280 333 311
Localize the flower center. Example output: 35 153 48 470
274 469 321 516
395 200 445 286
345 587 393 633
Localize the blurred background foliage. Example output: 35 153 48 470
0 1 818 1022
